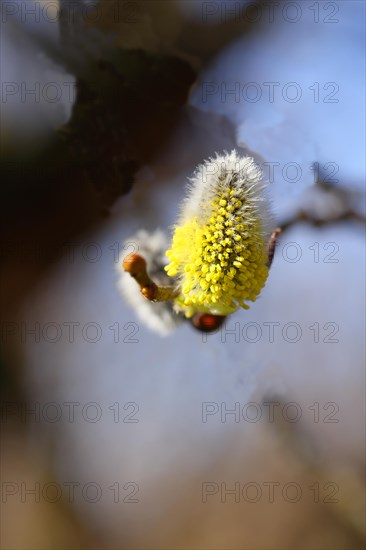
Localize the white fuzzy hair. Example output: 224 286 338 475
180 150 272 238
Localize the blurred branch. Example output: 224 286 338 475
280 208 366 232
279 180 366 233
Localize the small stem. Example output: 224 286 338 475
267 227 282 268
123 254 179 302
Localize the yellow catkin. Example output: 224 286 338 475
165 180 269 317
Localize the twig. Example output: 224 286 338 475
123 254 179 302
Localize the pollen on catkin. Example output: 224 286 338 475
165 151 270 317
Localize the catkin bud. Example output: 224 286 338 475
165 151 270 317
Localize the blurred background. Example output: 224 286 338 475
1 1 365 549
